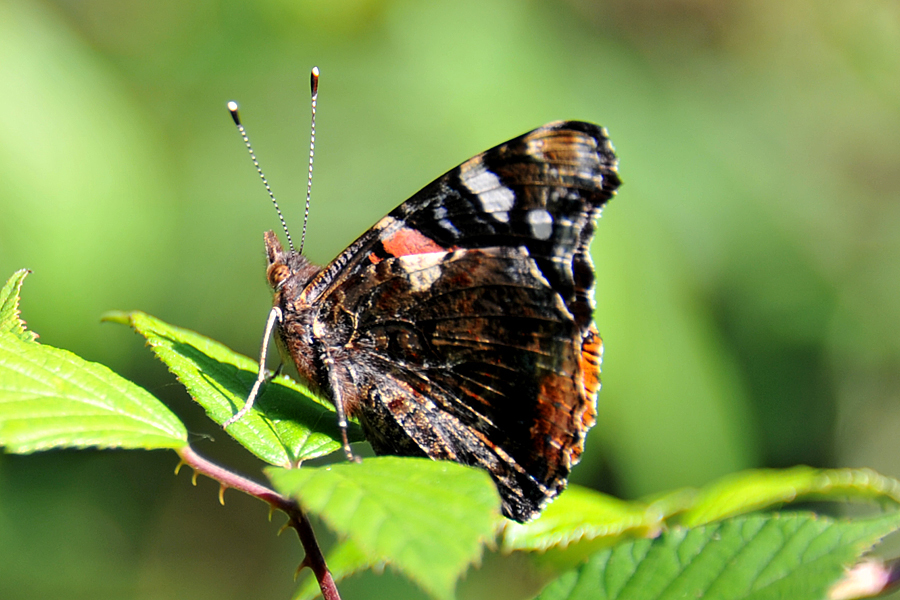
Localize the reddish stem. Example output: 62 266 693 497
176 445 341 600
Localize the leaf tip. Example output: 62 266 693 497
1 269 38 342
100 310 134 325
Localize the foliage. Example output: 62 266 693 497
2 270 899 600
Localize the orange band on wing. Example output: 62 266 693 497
382 227 449 257
579 324 602 401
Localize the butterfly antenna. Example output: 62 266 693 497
227 101 295 252
298 66 319 255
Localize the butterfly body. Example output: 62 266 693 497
258 121 619 522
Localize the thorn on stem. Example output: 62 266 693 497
295 556 312 580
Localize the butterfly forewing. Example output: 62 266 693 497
271 121 620 521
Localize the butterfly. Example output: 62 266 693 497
227 120 621 522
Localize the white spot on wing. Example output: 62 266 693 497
409 267 441 293
439 218 459 233
527 209 553 240
398 253 447 293
433 205 460 236
477 188 513 222
460 158 515 222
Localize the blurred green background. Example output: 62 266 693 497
1 0 898 598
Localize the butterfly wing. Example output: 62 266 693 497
281 121 620 521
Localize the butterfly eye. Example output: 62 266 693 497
267 262 291 289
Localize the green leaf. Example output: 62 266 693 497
0 327 187 452
534 511 900 600
507 469 900 575
504 487 700 574
106 310 363 467
269 456 501 600
293 539 384 600
0 269 37 342
680 467 900 527
501 485 676 553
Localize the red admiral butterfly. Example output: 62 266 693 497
228 113 620 522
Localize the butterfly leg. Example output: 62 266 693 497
321 352 360 463
223 306 283 428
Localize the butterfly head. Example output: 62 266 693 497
264 230 319 293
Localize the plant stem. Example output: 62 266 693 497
177 445 341 600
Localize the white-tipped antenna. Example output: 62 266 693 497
298 66 319 255
227 101 295 252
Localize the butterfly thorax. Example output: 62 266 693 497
263 230 325 394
